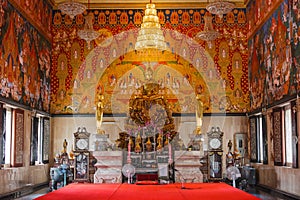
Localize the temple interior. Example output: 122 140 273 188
0 0 300 199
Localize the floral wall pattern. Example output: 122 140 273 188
248 0 298 111
0 0 51 112
51 7 249 115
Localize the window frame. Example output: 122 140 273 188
272 101 298 168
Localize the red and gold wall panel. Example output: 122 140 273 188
51 8 249 115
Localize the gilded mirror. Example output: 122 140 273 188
234 133 248 160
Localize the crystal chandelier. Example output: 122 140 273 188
135 1 167 51
78 12 100 49
196 13 220 41
206 0 235 19
58 0 86 19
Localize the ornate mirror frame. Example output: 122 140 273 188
234 132 248 165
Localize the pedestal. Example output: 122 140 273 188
94 134 110 151
174 151 203 183
93 151 122 183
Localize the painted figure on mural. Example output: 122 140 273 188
166 72 171 86
119 79 127 94
100 59 104 68
73 79 79 89
234 88 242 98
128 72 135 87
145 67 154 82
109 74 116 86
183 74 189 86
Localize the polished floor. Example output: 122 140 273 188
12 185 291 200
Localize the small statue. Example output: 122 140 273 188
135 133 141 153
226 140 234 167
69 145 74 159
228 140 233 152
145 66 153 82
61 139 68 155
95 94 105 134
157 134 163 151
146 137 152 151
195 93 203 135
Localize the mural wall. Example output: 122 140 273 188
8 0 52 40
51 7 249 115
0 0 52 112
247 0 283 39
248 0 299 111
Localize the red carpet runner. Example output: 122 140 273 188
35 183 260 200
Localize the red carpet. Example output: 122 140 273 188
35 183 260 200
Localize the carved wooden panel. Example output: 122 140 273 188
13 109 24 167
249 117 257 162
43 117 50 163
273 108 283 166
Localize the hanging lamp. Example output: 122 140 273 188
77 0 100 49
58 0 86 19
206 0 235 19
135 0 167 51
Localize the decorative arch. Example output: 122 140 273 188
69 29 224 117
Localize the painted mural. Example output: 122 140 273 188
51 8 249 115
291 0 300 92
248 0 298 111
0 0 51 112
247 0 283 39
8 0 52 40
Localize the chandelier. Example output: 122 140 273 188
77 6 100 49
206 0 235 19
196 13 220 41
135 1 167 51
58 0 86 19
